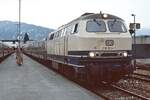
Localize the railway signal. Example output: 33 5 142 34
130 14 141 69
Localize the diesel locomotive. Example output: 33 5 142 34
25 12 134 82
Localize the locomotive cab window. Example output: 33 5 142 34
73 23 78 34
108 20 127 32
86 20 106 32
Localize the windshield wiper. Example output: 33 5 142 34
93 19 101 26
111 19 117 27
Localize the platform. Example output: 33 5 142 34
0 54 102 100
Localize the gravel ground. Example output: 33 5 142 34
116 77 150 98
96 85 140 100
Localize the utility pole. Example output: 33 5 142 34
16 0 23 66
18 0 21 48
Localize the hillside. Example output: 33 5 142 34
0 21 54 40
0 21 149 40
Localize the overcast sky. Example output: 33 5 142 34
0 0 149 29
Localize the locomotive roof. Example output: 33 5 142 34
57 12 124 30
79 13 124 21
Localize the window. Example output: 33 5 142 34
66 26 73 35
60 29 64 37
73 24 78 34
86 20 106 32
108 21 127 32
54 32 59 38
57 30 62 37
49 34 54 40
63 28 66 36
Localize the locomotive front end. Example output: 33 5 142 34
68 13 134 82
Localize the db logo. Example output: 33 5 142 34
105 40 114 46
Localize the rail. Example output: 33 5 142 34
111 84 149 100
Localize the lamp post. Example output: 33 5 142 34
16 0 23 65
18 0 21 48
131 14 136 67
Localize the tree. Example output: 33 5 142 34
24 32 29 43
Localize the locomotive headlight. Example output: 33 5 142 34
123 52 128 57
103 14 108 18
89 52 95 58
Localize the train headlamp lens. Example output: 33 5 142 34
103 14 108 18
89 52 95 57
123 52 128 57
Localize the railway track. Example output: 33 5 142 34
136 63 150 71
132 73 150 82
111 84 149 100
115 75 150 99
96 82 149 100
96 65 150 100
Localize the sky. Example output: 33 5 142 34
0 0 149 29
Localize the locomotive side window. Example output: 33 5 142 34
62 28 66 36
49 34 54 40
57 30 62 38
73 23 78 34
60 29 64 37
108 21 127 32
53 32 56 38
66 26 73 35
55 32 59 38
86 20 106 32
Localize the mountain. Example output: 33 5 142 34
0 20 149 40
0 21 54 40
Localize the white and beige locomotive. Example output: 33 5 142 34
25 12 134 82
46 12 134 81
47 13 132 64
